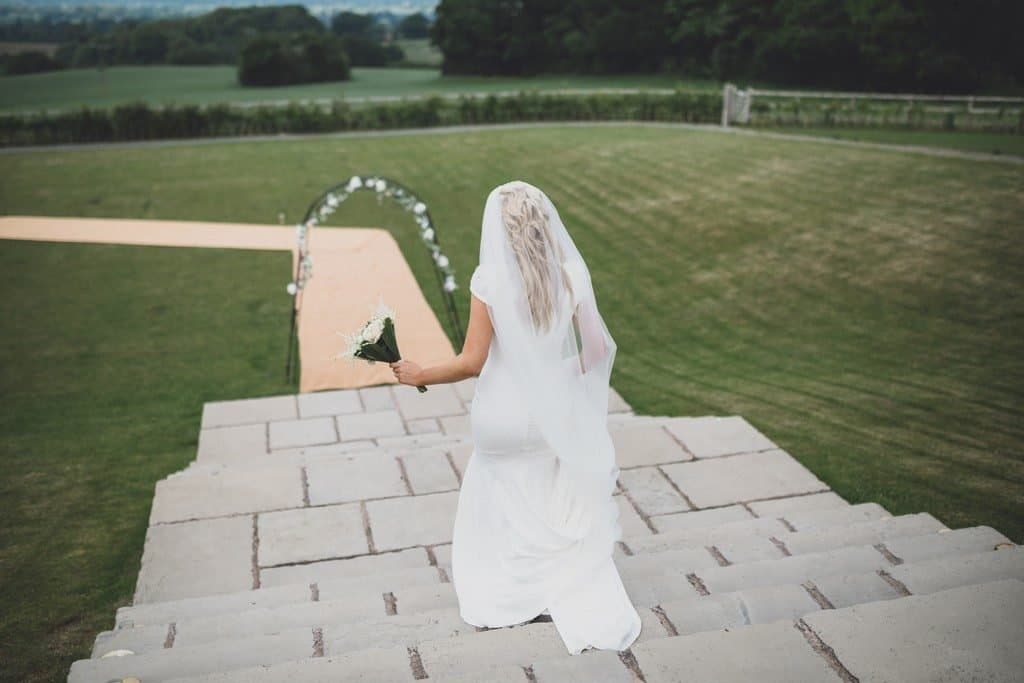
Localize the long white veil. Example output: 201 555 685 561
477 180 621 589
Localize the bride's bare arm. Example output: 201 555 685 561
391 294 492 387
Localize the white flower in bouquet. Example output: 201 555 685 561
334 330 363 361
414 202 427 215
361 317 385 344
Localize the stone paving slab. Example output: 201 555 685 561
650 504 753 533
165 646 414 683
452 377 477 405
440 414 472 436
660 449 828 509
609 424 693 468
358 385 395 412
305 456 409 505
747 491 848 518
297 389 363 418
258 504 368 567
618 466 691 516
134 515 255 604
197 423 268 462
811 572 902 608
201 394 297 429
170 584 444 653
781 502 890 531
625 517 790 555
69 627 315 683
884 525 1010 564
150 465 304 524
663 415 777 459
260 546 430 588
394 382 466 421
366 490 460 551
407 417 442 434
417 622 570 679
268 417 338 450
782 513 945 555
400 451 460 494
336 409 407 441
448 442 473 479
632 621 836 682
803 579 1024 683
432 543 452 567
892 547 1023 595
699 546 886 594
324 609 472 657
660 583 822 637
713 537 786 564
532 649 632 682
259 439 378 462
116 582 311 629
430 663 529 683
607 387 632 414
613 493 652 537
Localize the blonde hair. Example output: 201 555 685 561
500 184 573 333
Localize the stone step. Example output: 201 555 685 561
623 513 956 570
141 562 1024 683
113 508 989 639
622 502 895 555
72 620 567 683
694 527 1008 595
116 559 442 628
97 526 1009 663
112 506 900 632
633 578 1024 683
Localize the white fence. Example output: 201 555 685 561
721 83 1024 132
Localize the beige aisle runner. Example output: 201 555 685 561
0 216 457 393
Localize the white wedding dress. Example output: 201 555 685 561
450 259 643 655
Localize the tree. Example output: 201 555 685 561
332 11 375 37
398 12 430 39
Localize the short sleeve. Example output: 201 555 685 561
470 264 490 305
562 259 589 307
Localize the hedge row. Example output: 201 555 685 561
0 91 722 147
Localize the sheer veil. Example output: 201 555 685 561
477 180 621 586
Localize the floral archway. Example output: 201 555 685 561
285 175 464 383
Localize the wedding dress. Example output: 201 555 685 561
450 181 642 655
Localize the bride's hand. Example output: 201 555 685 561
390 360 423 387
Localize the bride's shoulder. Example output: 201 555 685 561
470 263 493 304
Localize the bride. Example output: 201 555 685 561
390 180 642 655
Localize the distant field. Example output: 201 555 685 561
1 123 1022 681
394 38 442 67
0 64 710 114
759 126 1024 158
0 41 59 56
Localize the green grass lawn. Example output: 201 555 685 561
756 126 1024 158
1 124 1022 681
0 64 710 114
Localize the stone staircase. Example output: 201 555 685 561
68 380 1023 682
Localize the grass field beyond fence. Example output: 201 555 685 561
0 124 1021 681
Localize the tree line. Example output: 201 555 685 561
430 0 1023 93
1 7 434 84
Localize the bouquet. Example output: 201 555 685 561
333 299 427 393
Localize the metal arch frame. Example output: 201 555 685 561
285 174 465 384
